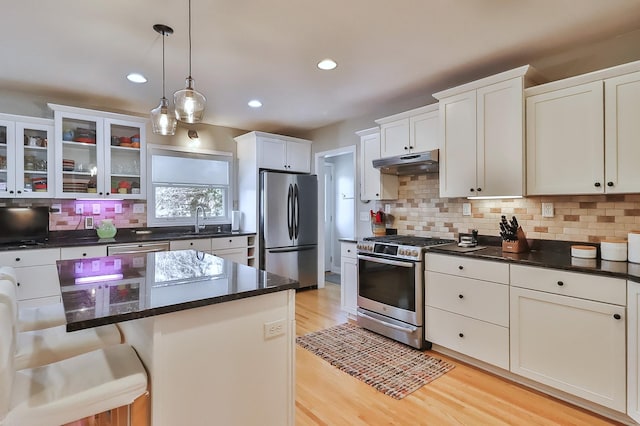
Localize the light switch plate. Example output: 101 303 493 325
359 211 369 222
133 203 145 214
92 204 100 214
462 203 472 216
542 202 554 218
75 204 83 215
114 204 122 214
384 204 391 214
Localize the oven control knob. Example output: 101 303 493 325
411 250 419 257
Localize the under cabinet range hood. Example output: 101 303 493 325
372 149 439 175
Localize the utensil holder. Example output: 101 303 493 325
502 227 529 253
371 221 386 237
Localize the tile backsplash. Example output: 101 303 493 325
382 174 640 243
0 199 147 231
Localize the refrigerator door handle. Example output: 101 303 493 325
267 246 316 254
294 183 300 239
287 183 293 240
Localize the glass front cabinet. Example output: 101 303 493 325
49 104 146 199
0 114 55 198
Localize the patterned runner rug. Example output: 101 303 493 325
296 322 455 399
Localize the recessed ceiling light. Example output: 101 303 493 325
127 73 147 83
248 99 263 108
317 59 337 70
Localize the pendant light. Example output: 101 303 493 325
150 24 177 135
174 0 206 123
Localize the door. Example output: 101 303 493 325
292 173 318 247
265 245 317 287
261 171 293 249
324 164 334 271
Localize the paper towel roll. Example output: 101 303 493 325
231 211 242 232
629 230 640 263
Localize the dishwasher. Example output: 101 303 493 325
107 241 170 255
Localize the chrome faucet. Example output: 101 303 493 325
194 206 205 234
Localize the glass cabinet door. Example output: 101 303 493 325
0 119 14 196
104 118 145 198
54 112 105 198
16 122 54 198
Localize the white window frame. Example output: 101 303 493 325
146 144 233 228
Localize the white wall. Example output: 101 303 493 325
325 153 354 271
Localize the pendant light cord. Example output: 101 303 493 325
188 0 192 78
162 29 166 98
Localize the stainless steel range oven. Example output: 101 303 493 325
356 235 454 349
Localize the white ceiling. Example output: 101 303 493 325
3 0 640 134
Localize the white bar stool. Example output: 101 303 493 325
0 301 149 426
0 279 122 370
0 266 67 332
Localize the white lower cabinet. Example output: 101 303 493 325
212 248 246 265
340 242 357 317
629 281 640 423
169 238 212 253
60 245 107 260
211 236 252 265
425 253 509 369
510 265 626 412
0 248 61 307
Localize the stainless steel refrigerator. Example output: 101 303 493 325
260 171 318 288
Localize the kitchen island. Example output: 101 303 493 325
57 250 298 426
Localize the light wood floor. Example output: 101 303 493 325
295 283 622 426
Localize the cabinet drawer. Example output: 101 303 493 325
341 242 357 259
425 271 509 326
212 248 246 265
426 306 509 369
211 236 247 250
170 239 212 252
425 253 509 284
15 264 61 301
0 248 60 268
60 245 107 260
510 264 626 305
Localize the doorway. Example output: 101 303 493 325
315 146 356 288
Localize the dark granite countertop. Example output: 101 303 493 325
428 236 640 283
338 238 357 243
0 225 255 251
57 249 298 332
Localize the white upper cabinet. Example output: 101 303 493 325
434 66 537 198
49 104 146 199
526 61 640 195
257 134 311 173
375 104 438 158
0 114 54 198
356 127 397 201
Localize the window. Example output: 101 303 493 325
147 145 233 227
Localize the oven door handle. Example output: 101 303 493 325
358 312 418 333
357 254 414 268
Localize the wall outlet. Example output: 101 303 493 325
84 216 94 229
114 203 122 214
384 204 391 214
92 204 100 214
542 202 554 218
263 319 286 339
133 203 145 214
51 204 61 214
75 204 83 215
462 202 472 216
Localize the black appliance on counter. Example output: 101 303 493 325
356 235 454 349
0 206 50 246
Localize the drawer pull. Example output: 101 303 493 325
15 258 21 262
614 314 622 320
458 265 464 270
16 282 20 287
82 253 87 257
190 242 194 246
458 294 464 299
557 281 564 286
229 239 232 243
458 333 464 338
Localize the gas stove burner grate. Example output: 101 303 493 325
363 235 455 248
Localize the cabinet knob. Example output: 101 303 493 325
614 314 622 320
409 146 414 149
347 249 351 253
594 182 601 187
82 253 87 257
16 282 20 287
458 294 464 299
458 333 464 338
375 193 379 197
17 190 22 194
106 192 110 196
9 190 14 194
469 188 475 192
607 182 614 187
557 281 564 286
476 188 482 192
404 146 409 150
15 258 20 262
190 242 194 246
99 192 104 196
458 265 463 270
228 239 232 243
